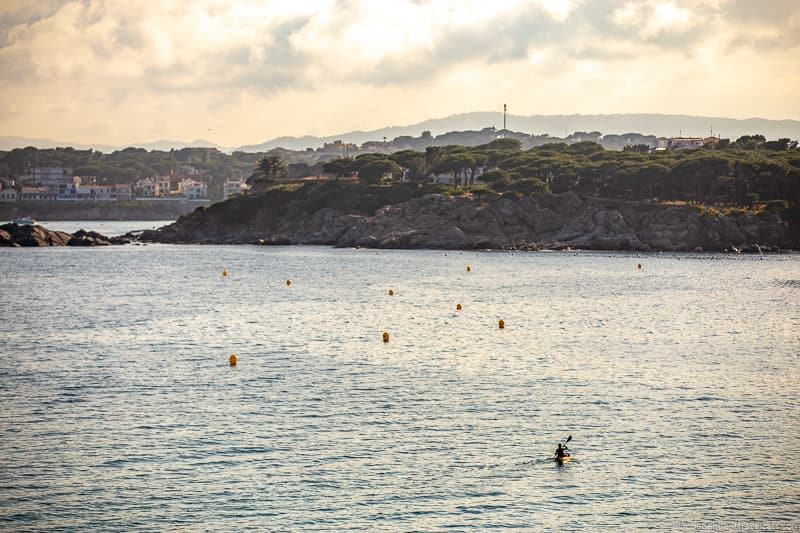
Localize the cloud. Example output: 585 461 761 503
0 0 584 91
612 1 693 39
0 0 797 145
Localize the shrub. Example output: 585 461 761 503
509 178 549 195
693 205 721 218
765 200 789 214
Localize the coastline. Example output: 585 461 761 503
3 189 797 252
136 187 798 253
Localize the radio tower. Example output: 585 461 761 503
503 104 507 130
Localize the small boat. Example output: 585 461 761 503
13 217 37 226
555 454 572 464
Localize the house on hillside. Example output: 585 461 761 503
178 165 201 176
318 140 358 155
113 184 132 201
360 141 388 153
19 187 55 201
667 137 717 150
32 167 74 189
135 177 172 197
223 180 249 198
178 178 207 199
56 176 81 200
0 180 19 202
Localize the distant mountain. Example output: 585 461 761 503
3 113 799 154
130 139 224 152
0 136 225 153
236 112 800 152
0 136 120 153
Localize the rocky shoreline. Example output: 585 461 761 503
137 188 796 253
0 223 131 247
3 189 795 252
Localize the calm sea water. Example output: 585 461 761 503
29 220 175 237
1 243 798 530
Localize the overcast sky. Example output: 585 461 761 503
0 0 798 145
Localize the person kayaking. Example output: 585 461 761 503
554 435 572 461
555 443 569 460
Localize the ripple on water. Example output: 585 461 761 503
0 246 798 529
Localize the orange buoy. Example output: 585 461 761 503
498 319 505 329
467 265 472 272
382 331 390 343
222 270 229 277
456 303 462 311
388 289 394 296
286 278 292 286
229 354 238 366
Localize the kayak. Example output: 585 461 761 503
555 454 572 464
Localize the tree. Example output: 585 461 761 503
762 138 792 151
733 135 766 150
436 152 476 187
510 178 549 195
480 169 511 186
467 153 488 185
623 144 651 153
248 155 286 185
390 150 426 181
477 138 522 151
358 160 402 184
322 158 354 179
670 155 731 202
568 141 604 155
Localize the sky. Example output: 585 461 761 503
0 0 798 146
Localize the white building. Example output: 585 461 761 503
56 176 81 200
113 184 132 201
19 187 55 201
223 180 249 198
136 178 157 197
135 177 168 197
93 184 116 201
33 167 74 188
667 137 715 150
178 165 201 176
0 183 18 202
178 178 207 199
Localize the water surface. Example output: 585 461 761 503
1 246 798 530
34 220 174 237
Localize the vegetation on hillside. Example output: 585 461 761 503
2 135 798 217
0 146 318 200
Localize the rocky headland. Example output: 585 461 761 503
138 183 796 252
0 223 130 247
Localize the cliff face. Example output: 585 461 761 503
140 188 794 252
338 194 790 251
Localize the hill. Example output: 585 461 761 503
0 136 224 153
236 113 800 151
3 113 798 153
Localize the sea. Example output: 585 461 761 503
1 221 798 530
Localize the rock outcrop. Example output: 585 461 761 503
0 224 130 247
139 188 794 252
